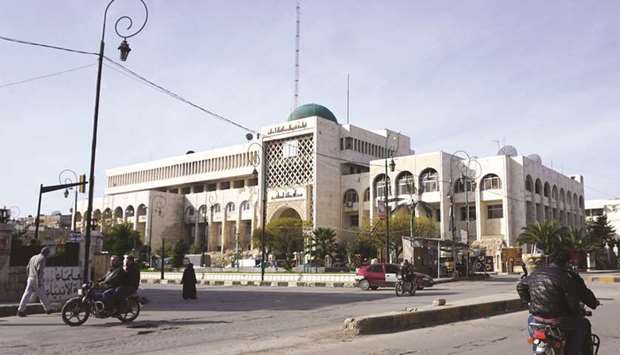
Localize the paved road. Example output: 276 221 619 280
0 278 519 355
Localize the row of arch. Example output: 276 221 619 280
76 200 255 223
525 175 584 209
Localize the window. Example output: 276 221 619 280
345 137 353 150
481 174 501 190
544 183 550 197
368 264 382 273
525 175 533 192
226 203 235 212
454 178 475 193
283 139 299 158
343 189 359 206
363 188 370 202
460 206 476 221
240 201 250 211
350 214 359 227
487 205 503 219
211 204 221 213
420 168 439 193
535 179 542 194
375 176 391 198
397 172 415 195
340 138 344 151
385 264 400 274
586 208 604 217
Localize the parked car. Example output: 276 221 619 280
354 263 434 291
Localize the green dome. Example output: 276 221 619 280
287 103 338 123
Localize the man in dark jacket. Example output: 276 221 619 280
98 255 126 312
517 250 599 355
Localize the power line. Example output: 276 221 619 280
102 57 256 133
0 35 97 56
0 63 96 89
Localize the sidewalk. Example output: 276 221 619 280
0 303 44 318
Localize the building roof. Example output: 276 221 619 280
287 103 337 123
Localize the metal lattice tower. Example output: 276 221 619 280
293 1 301 110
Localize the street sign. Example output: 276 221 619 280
69 232 82 242
377 200 386 219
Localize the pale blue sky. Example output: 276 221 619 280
1 0 619 217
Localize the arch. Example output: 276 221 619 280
343 189 359 206
579 196 584 209
454 177 475 193
566 192 572 207
525 175 533 192
271 206 302 221
211 203 221 213
573 193 578 209
125 205 135 217
186 206 195 216
373 174 391 198
481 173 502 190
103 208 112 219
93 209 102 221
543 182 550 197
419 168 439 193
534 178 542 194
395 171 415 195
552 185 558 200
225 202 235 213
560 188 565 203
363 188 370 202
198 204 208 215
240 201 250 211
137 204 147 216
113 207 123 219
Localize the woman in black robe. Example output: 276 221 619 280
181 263 197 299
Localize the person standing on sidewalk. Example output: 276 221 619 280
181 263 197 300
17 246 52 317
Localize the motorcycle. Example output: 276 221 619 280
395 273 416 297
527 306 600 355
61 282 141 327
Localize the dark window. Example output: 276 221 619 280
340 138 344 150
488 205 503 219
350 215 359 227
385 264 400 274
368 265 382 272
345 137 353 150
460 206 476 221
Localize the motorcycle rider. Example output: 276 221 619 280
116 255 140 311
517 249 599 355
97 255 127 314
400 259 415 284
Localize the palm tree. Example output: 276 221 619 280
560 227 593 253
306 227 338 268
517 221 565 255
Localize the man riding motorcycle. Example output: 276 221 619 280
517 249 599 355
400 259 415 283
97 255 127 314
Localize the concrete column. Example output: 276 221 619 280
475 187 483 241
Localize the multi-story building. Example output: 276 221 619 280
76 103 585 265
585 199 620 238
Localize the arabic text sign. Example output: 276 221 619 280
43 267 82 302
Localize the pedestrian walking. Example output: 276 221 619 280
17 246 52 317
181 263 197 300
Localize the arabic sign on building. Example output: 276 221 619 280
266 121 308 135
269 188 305 201
43 267 81 302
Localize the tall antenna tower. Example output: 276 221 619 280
293 1 301 110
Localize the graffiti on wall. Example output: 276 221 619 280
43 267 81 302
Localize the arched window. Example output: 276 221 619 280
103 208 112 220
535 179 542 194
396 171 415 195
363 188 370 202
573 193 578 209
374 174 391 198
560 188 565 203
543 182 550 197
137 204 147 216
343 189 359 206
579 196 584 209
226 202 235 212
552 185 558 200
525 175 533 192
454 178 475 193
125 205 135 217
211 204 221 213
419 168 439 193
481 174 502 190
114 207 123 219
240 201 250 211
186 206 195 216
93 209 102 221
566 192 572 207
75 212 82 222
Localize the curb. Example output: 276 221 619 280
0 304 45 318
343 298 526 336
583 276 620 284
140 279 356 288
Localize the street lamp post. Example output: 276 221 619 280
82 0 149 283
147 195 165 266
246 134 267 281
383 132 398 263
59 169 79 232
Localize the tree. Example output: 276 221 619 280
587 215 617 250
559 227 593 253
172 239 190 267
306 227 337 267
103 223 142 257
266 217 303 270
251 227 274 256
517 221 565 255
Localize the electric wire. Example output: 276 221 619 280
0 63 96 89
0 35 97 56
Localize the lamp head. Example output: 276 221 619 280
245 133 254 141
389 159 396 172
64 189 69 199
118 39 131 61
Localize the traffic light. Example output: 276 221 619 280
79 174 86 193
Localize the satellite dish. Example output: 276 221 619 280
186 150 195 155
497 145 518 157
527 154 542 164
